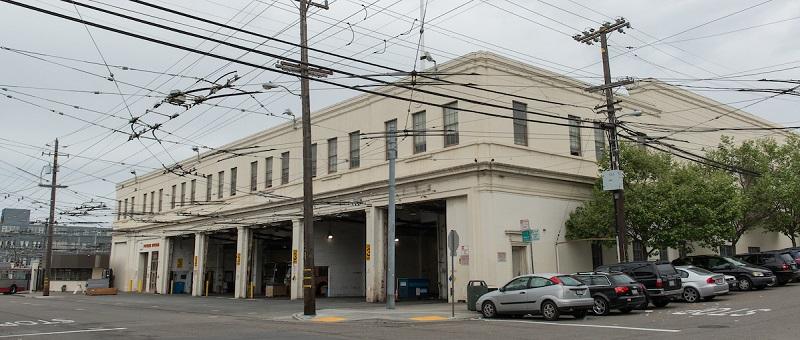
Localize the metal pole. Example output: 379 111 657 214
599 33 628 262
387 128 396 309
42 139 58 296
450 253 454 317
299 0 316 316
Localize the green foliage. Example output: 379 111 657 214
762 135 800 247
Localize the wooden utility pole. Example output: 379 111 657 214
39 139 67 296
573 18 632 262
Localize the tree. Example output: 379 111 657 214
566 142 740 257
763 135 800 246
705 136 777 249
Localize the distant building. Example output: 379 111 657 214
0 208 112 267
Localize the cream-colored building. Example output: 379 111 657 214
111 51 791 302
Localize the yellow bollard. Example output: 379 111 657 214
138 280 143 293
169 280 174 295
204 280 209 297
128 280 132 292
248 282 254 299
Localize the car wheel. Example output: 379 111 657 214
573 309 588 320
481 301 498 319
541 301 560 321
682 287 700 303
652 298 670 308
738 277 753 291
592 296 610 316
619 307 634 314
9 285 17 294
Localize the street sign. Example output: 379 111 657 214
520 219 530 231
522 230 532 243
530 228 541 241
447 230 460 256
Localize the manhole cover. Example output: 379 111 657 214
698 325 730 329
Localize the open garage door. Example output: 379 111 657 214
393 200 447 301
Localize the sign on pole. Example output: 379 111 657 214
448 230 460 256
447 230 459 318
521 229 532 243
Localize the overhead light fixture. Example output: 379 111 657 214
394 238 399 242
327 229 334 240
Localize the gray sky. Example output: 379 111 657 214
1 0 799 225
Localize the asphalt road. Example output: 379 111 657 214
1 283 798 339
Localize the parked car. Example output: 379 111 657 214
724 275 738 290
782 248 800 267
595 261 682 308
476 273 593 320
735 251 800 285
674 266 729 303
573 272 647 315
672 255 774 291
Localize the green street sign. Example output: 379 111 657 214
522 230 532 243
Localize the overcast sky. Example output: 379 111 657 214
1 0 798 225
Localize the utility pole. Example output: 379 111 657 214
573 18 632 263
386 124 397 309
280 0 329 317
38 139 68 296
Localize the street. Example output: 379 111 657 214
1 283 798 339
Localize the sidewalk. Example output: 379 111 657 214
291 302 477 323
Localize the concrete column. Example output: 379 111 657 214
234 226 252 299
156 236 172 294
252 238 263 297
365 207 386 303
290 219 304 300
191 233 208 296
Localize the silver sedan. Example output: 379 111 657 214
476 273 594 321
675 266 730 303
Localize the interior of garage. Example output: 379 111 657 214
205 228 237 296
393 200 447 301
251 222 292 298
314 211 366 298
168 234 195 294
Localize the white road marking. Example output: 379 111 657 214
482 319 681 333
0 327 127 338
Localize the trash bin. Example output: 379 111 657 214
467 280 489 311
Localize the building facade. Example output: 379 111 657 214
111 52 791 302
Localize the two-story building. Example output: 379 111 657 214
111 51 790 302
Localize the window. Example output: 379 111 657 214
206 174 212 201
385 119 397 160
677 269 689 279
659 247 669 262
123 198 128 218
443 102 459 146
130 197 135 216
117 200 121 220
310 143 318 177
217 171 224 199
503 277 530 291
190 179 196 204
569 115 582 156
180 182 186 207
349 131 360 168
171 185 176 209
594 122 606 161
143 193 147 213
250 161 258 191
281 152 290 184
158 189 163 212
632 240 646 261
230 167 237 196
265 157 273 188
748 246 761 254
719 245 735 257
412 111 426 153
512 101 527 146
149 191 155 213
328 138 337 173
591 242 603 269
528 276 552 288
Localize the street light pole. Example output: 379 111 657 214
39 139 67 296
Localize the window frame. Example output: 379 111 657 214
568 115 582 156
206 174 212 201
170 185 176 209
310 143 318 177
250 161 258 192
230 167 237 196
281 152 290 184
349 131 360 169
217 171 224 199
443 102 459 147
512 101 528 146
265 157 273 188
412 111 427 153
328 138 338 173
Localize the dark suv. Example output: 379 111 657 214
782 248 800 267
736 251 800 285
595 261 682 308
573 272 647 315
672 255 774 291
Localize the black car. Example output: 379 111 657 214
782 248 800 268
736 252 800 285
672 255 774 291
573 272 647 315
595 261 682 308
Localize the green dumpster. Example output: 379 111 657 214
467 280 489 311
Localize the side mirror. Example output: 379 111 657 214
498 287 505 293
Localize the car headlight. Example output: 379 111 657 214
752 272 764 277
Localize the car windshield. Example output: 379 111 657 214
656 264 677 275
557 275 584 286
609 274 636 284
688 267 714 275
723 257 749 267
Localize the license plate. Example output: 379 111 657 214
669 280 675 286
631 289 639 295
576 289 584 296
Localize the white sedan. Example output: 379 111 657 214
675 266 730 303
476 273 594 321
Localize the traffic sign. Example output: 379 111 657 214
448 230 460 257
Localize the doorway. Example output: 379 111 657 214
148 251 159 292
511 246 529 277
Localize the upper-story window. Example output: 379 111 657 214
513 101 528 146
349 131 360 169
117 200 121 220
180 182 186 206
171 185 177 209
158 188 163 212
328 138 338 173
443 102 459 147
123 198 128 218
594 122 606 161
250 161 258 191
230 167 238 196
281 152 290 184
217 171 224 199
412 111 426 153
190 179 196 204
569 115 582 156
149 191 155 213
311 143 318 177
206 174 212 201
385 119 397 160
265 157 273 188
130 197 135 216
143 193 148 213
